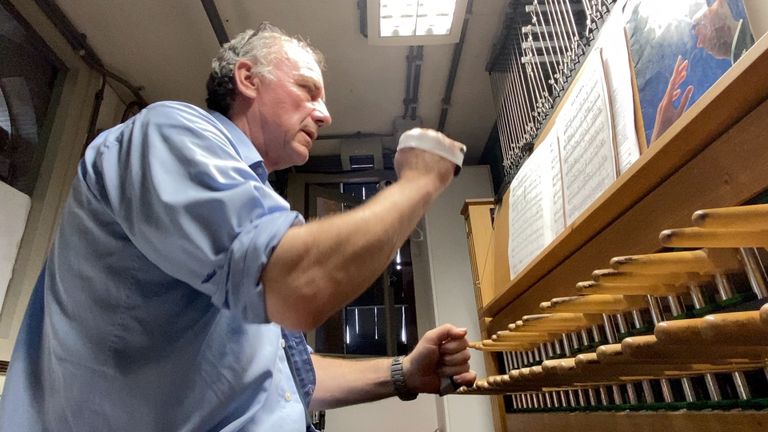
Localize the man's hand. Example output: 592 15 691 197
650 56 694 143
403 324 477 395
394 128 463 197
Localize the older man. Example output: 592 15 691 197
0 24 475 431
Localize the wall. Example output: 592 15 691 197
324 393 439 432
0 0 126 367
0 183 30 314
413 165 495 432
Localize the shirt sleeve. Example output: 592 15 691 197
84 102 301 323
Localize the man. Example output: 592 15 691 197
0 24 475 431
693 0 755 64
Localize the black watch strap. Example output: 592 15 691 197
390 356 418 401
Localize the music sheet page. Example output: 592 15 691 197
507 132 565 278
557 50 617 225
596 0 640 174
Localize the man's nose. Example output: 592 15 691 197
311 99 332 127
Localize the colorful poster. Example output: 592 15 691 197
624 0 756 145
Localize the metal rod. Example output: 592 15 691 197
660 379 675 403
602 314 618 344
705 374 722 401
733 371 752 400
681 377 697 402
599 386 610 405
739 248 768 299
667 295 685 317
714 273 735 301
611 384 623 405
642 380 655 404
647 295 665 325
626 382 638 404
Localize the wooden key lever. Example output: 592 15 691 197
659 227 768 248
621 335 768 362
469 340 536 352
655 310 768 346
492 331 557 343
592 269 711 285
541 295 647 314
576 280 689 296
517 313 604 331
692 204 768 231
610 249 742 274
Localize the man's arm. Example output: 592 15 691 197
263 130 462 331
309 324 477 411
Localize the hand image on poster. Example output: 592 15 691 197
650 55 694 142
624 0 756 145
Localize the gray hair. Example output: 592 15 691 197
206 23 324 115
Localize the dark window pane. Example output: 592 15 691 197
0 0 65 195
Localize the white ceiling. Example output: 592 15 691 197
55 0 509 163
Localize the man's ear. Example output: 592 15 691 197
233 59 260 99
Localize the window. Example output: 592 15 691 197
308 181 419 357
0 0 66 195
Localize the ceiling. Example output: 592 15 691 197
54 0 510 164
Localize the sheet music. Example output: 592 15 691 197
557 50 617 225
595 0 640 174
507 132 565 278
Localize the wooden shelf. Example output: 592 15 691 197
507 411 768 432
482 35 768 332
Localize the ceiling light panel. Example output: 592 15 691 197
367 0 467 46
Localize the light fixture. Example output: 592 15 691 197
362 0 468 45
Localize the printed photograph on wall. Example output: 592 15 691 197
623 0 756 146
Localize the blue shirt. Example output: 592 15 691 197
0 102 317 431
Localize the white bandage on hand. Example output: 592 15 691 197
397 128 466 175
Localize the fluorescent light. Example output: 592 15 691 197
366 0 467 46
415 0 455 36
379 0 455 37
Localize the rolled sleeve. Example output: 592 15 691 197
209 210 303 322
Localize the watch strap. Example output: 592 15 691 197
390 356 418 401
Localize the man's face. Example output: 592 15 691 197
252 45 332 171
692 0 735 59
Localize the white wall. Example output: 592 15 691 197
414 165 495 432
325 393 439 432
0 183 31 314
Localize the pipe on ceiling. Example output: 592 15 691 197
402 45 424 120
438 0 473 132
200 0 229 46
33 0 147 106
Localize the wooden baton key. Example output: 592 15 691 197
543 295 647 314
610 249 742 274
659 227 768 248
692 204 768 231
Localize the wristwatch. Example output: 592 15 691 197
390 356 418 401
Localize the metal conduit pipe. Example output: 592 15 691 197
201 0 230 46
33 0 147 106
438 0 473 131
403 45 424 120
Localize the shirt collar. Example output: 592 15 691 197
208 110 267 179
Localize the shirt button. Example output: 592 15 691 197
284 392 292 402
280 339 286 348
